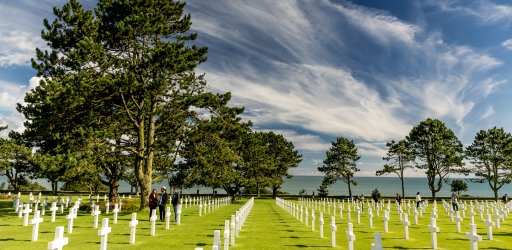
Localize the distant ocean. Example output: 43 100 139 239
2 176 512 198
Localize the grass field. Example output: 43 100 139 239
0 196 510 249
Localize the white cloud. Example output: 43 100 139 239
502 39 512 51
260 129 331 152
427 0 512 25
323 0 420 45
480 105 495 120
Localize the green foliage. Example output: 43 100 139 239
406 118 464 199
450 179 468 195
21 0 222 209
317 182 329 198
371 188 381 199
318 136 360 197
465 127 512 200
298 189 307 197
377 139 414 197
8 180 48 191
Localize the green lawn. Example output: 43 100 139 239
0 196 510 249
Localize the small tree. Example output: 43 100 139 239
318 136 360 197
377 139 414 198
317 182 329 198
450 179 468 196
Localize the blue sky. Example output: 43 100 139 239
1 0 512 177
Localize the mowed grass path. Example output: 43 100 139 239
234 198 331 249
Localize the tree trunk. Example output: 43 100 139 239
493 189 499 201
347 181 352 197
272 187 278 199
108 180 119 202
51 181 58 194
400 177 405 198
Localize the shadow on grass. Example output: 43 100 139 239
0 238 30 242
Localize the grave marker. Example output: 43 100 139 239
150 209 157 236
98 218 111 250
48 226 69 250
128 213 139 245
113 204 119 224
330 216 337 247
402 213 411 239
483 214 494 240
465 224 482 250
30 210 43 241
50 202 58 222
428 217 440 249
22 204 32 226
371 232 383 250
66 207 77 234
346 222 356 250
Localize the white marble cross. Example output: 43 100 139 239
213 230 221 250
48 226 68 250
224 220 230 250
369 209 374 228
17 203 23 218
50 202 58 222
305 209 309 226
22 204 32 226
128 213 139 245
113 204 119 224
428 217 440 249
383 209 390 233
330 216 337 248
455 211 463 233
494 209 501 229
176 206 182 225
90 204 100 228
346 222 356 250
165 206 171 230
105 201 110 214
413 207 419 225
483 214 494 240
357 207 361 224
319 212 324 238
66 207 77 234
150 209 157 236
311 209 316 231
230 215 236 246
465 224 482 250
402 213 411 239
469 206 475 224
30 210 43 241
347 206 352 221
199 203 202 216
371 232 383 250
98 218 111 250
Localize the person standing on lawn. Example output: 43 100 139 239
171 186 180 222
158 186 168 222
149 189 158 220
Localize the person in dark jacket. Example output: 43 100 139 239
158 186 168 222
171 187 180 222
149 189 158 220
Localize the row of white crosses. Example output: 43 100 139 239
213 197 254 250
198 197 231 216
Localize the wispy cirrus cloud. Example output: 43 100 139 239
190 0 503 147
426 0 512 25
